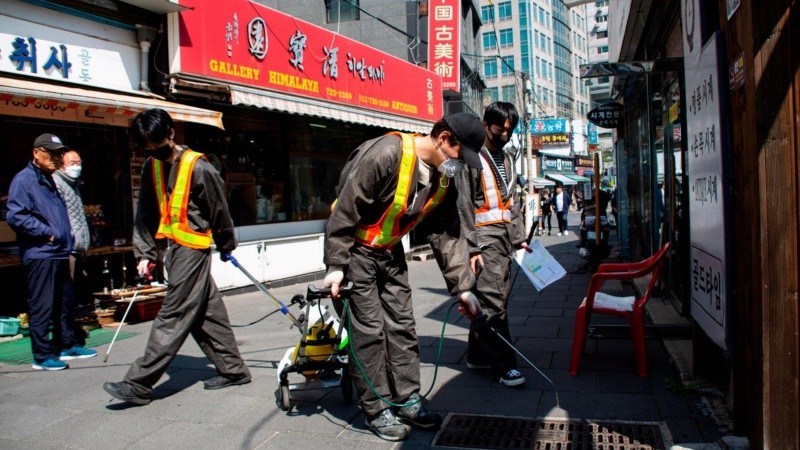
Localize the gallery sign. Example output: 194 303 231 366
586 102 624 129
172 0 443 121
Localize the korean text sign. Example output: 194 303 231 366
174 0 443 121
427 0 460 92
684 31 729 352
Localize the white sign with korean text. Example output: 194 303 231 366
685 32 728 352
0 13 140 93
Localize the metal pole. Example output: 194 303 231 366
594 151 601 245
104 287 139 363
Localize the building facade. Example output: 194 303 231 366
257 0 485 116
606 0 800 447
1 0 459 296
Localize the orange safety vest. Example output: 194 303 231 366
475 150 513 226
152 149 213 249
353 132 448 249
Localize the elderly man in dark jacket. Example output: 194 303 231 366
7 134 97 371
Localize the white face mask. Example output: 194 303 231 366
64 166 82 179
436 145 465 178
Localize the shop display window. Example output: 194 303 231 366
182 109 385 227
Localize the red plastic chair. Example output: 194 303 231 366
569 242 671 377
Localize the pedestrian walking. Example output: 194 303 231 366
540 189 553 235
550 184 571 236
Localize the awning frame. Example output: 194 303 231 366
169 75 435 134
565 174 592 183
545 173 578 186
0 77 224 129
531 177 556 188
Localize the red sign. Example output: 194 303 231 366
174 0 443 122
428 0 460 92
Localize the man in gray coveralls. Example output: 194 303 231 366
465 102 529 387
323 112 485 441
103 108 250 405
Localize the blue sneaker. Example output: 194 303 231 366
32 358 69 371
60 345 98 360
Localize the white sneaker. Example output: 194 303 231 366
564 230 569 236
557 232 562 236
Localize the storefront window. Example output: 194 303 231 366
182 107 385 227
288 155 344 221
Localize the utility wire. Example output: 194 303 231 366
340 0 427 45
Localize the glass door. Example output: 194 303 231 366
661 77 690 314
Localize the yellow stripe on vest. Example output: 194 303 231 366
354 132 448 249
153 150 213 249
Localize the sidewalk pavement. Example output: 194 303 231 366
0 212 731 449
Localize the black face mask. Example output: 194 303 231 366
486 130 509 150
148 143 172 161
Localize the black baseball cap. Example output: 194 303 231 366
33 133 68 152
443 112 484 169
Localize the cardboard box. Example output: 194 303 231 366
0 221 16 243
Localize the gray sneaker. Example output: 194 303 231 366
397 392 443 429
365 409 409 441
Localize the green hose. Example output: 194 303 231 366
341 299 459 409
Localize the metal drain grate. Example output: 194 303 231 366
433 414 667 450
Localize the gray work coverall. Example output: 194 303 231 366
467 147 526 374
127 147 249 398
325 133 476 417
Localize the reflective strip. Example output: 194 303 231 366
153 160 169 239
354 132 447 249
154 150 213 249
475 151 512 226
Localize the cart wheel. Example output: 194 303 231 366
341 367 354 405
280 383 291 411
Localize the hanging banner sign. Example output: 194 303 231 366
173 0 443 122
428 0 461 92
586 102 624 129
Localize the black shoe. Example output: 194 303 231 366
203 374 251 390
103 381 151 405
366 409 409 441
397 392 443 429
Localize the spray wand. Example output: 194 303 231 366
458 297 561 407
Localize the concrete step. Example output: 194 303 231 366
411 251 435 261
